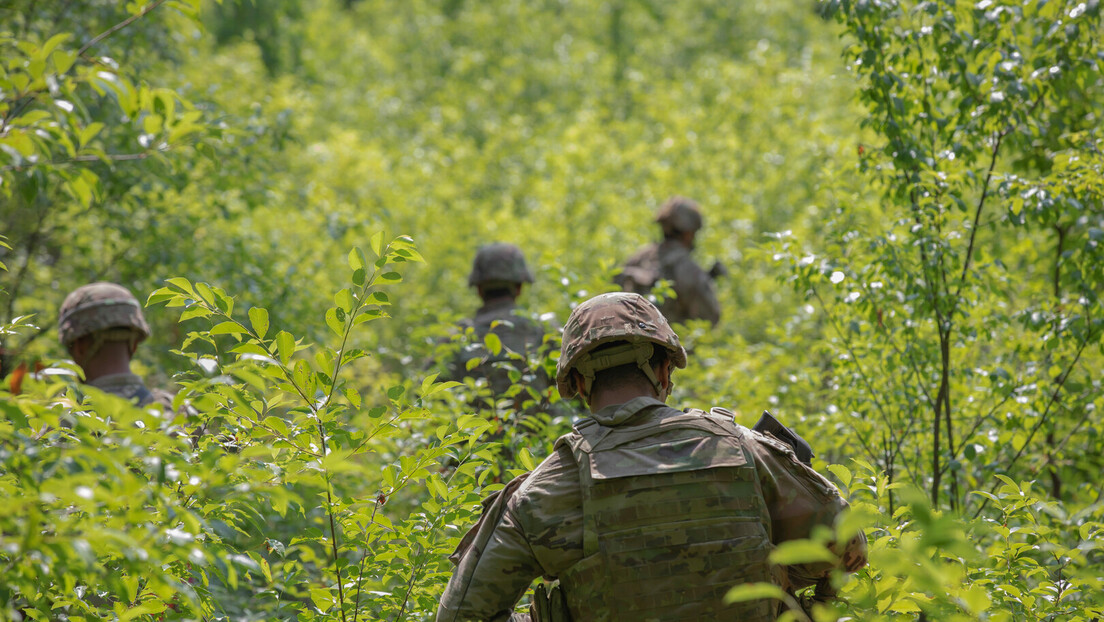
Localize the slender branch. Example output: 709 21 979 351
972 333 1091 518
812 288 918 484
950 132 1004 311
0 151 162 172
1052 401 1093 456
76 0 171 58
323 475 348 622
2 0 171 128
4 193 51 325
350 497 384 622
949 392 1012 468
316 249 394 621
877 322 937 410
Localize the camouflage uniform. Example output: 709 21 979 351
437 293 865 621
618 197 721 326
58 282 172 410
84 373 173 408
446 244 552 406
452 299 548 398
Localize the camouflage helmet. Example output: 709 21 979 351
655 196 703 234
556 292 687 399
58 282 150 347
468 242 535 287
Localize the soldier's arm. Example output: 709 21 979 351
746 432 868 591
437 447 583 622
436 490 542 622
670 259 721 325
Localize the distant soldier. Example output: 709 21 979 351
437 292 866 621
58 282 173 409
445 243 551 409
617 196 723 325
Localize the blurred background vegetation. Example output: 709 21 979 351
2 0 1102 620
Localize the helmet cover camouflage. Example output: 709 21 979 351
556 292 687 398
58 282 150 346
655 196 703 234
468 242 535 287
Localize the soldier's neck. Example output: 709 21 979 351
587 386 660 413
81 348 134 383
478 294 517 310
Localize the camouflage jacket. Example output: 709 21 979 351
619 240 721 326
446 299 551 398
87 372 174 411
436 397 867 622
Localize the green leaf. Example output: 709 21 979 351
146 288 178 306
769 540 836 566
370 231 384 257
119 601 165 621
724 582 787 604
325 307 344 337
165 277 195 296
249 307 269 339
484 332 503 356
195 282 217 306
210 321 245 336
826 464 851 489
276 331 295 365
309 587 334 611
180 305 212 321
348 247 366 272
335 288 355 313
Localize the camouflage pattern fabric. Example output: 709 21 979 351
58 282 150 346
618 240 721 326
448 299 550 399
468 243 535 287
86 372 174 410
436 397 868 622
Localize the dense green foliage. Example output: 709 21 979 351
2 0 1103 620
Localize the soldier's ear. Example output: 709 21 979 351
68 336 89 361
572 371 588 402
658 358 674 390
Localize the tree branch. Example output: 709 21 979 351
0 151 163 172
972 332 1091 518
76 0 171 58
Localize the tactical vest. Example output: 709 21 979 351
556 404 776 621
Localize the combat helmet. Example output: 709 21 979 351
556 292 687 399
58 282 150 349
468 242 535 287
655 196 703 234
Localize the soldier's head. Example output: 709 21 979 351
468 242 534 303
556 292 687 410
656 196 703 248
58 282 150 378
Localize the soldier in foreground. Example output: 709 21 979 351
617 196 723 326
436 292 866 621
58 282 172 409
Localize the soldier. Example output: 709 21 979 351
617 196 723 326
437 292 866 621
446 243 551 408
58 282 172 409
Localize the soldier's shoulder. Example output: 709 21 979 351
624 242 659 264
744 429 843 500
747 428 799 457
